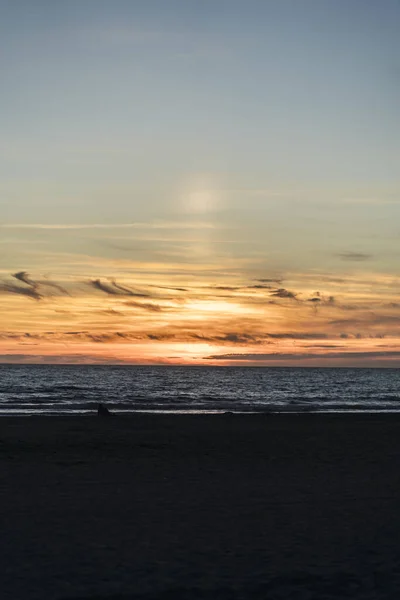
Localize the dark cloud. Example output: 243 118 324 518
14 271 68 295
112 280 148 296
99 309 125 316
267 332 327 340
218 333 264 344
257 278 283 284
40 278 69 295
303 344 344 349
90 279 149 297
0 332 26 340
147 333 176 340
205 350 400 362
184 331 329 344
337 252 372 262
307 292 335 305
64 331 89 335
0 329 346 345
189 332 268 345
150 285 188 292
0 330 143 344
209 282 276 292
0 271 68 300
0 354 127 364
11 271 41 299
85 333 118 343
0 352 177 365
90 279 122 295
211 280 280 293
14 271 36 286
85 332 137 343
0 282 42 300
247 284 273 290
124 301 163 312
270 288 298 300
306 293 335 313
86 332 144 342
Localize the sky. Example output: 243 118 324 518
1 0 400 366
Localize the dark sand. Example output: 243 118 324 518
1 414 400 599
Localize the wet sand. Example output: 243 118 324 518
1 413 400 599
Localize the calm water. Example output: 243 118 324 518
1 364 400 415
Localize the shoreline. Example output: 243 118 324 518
2 413 400 599
2 407 400 418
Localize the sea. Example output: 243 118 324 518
1 364 400 416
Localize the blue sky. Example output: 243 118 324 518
2 0 399 185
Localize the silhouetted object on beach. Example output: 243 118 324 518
97 403 113 417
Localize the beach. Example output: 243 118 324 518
1 414 400 599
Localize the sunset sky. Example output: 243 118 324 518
1 0 400 366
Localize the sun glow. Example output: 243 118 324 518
185 300 251 315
